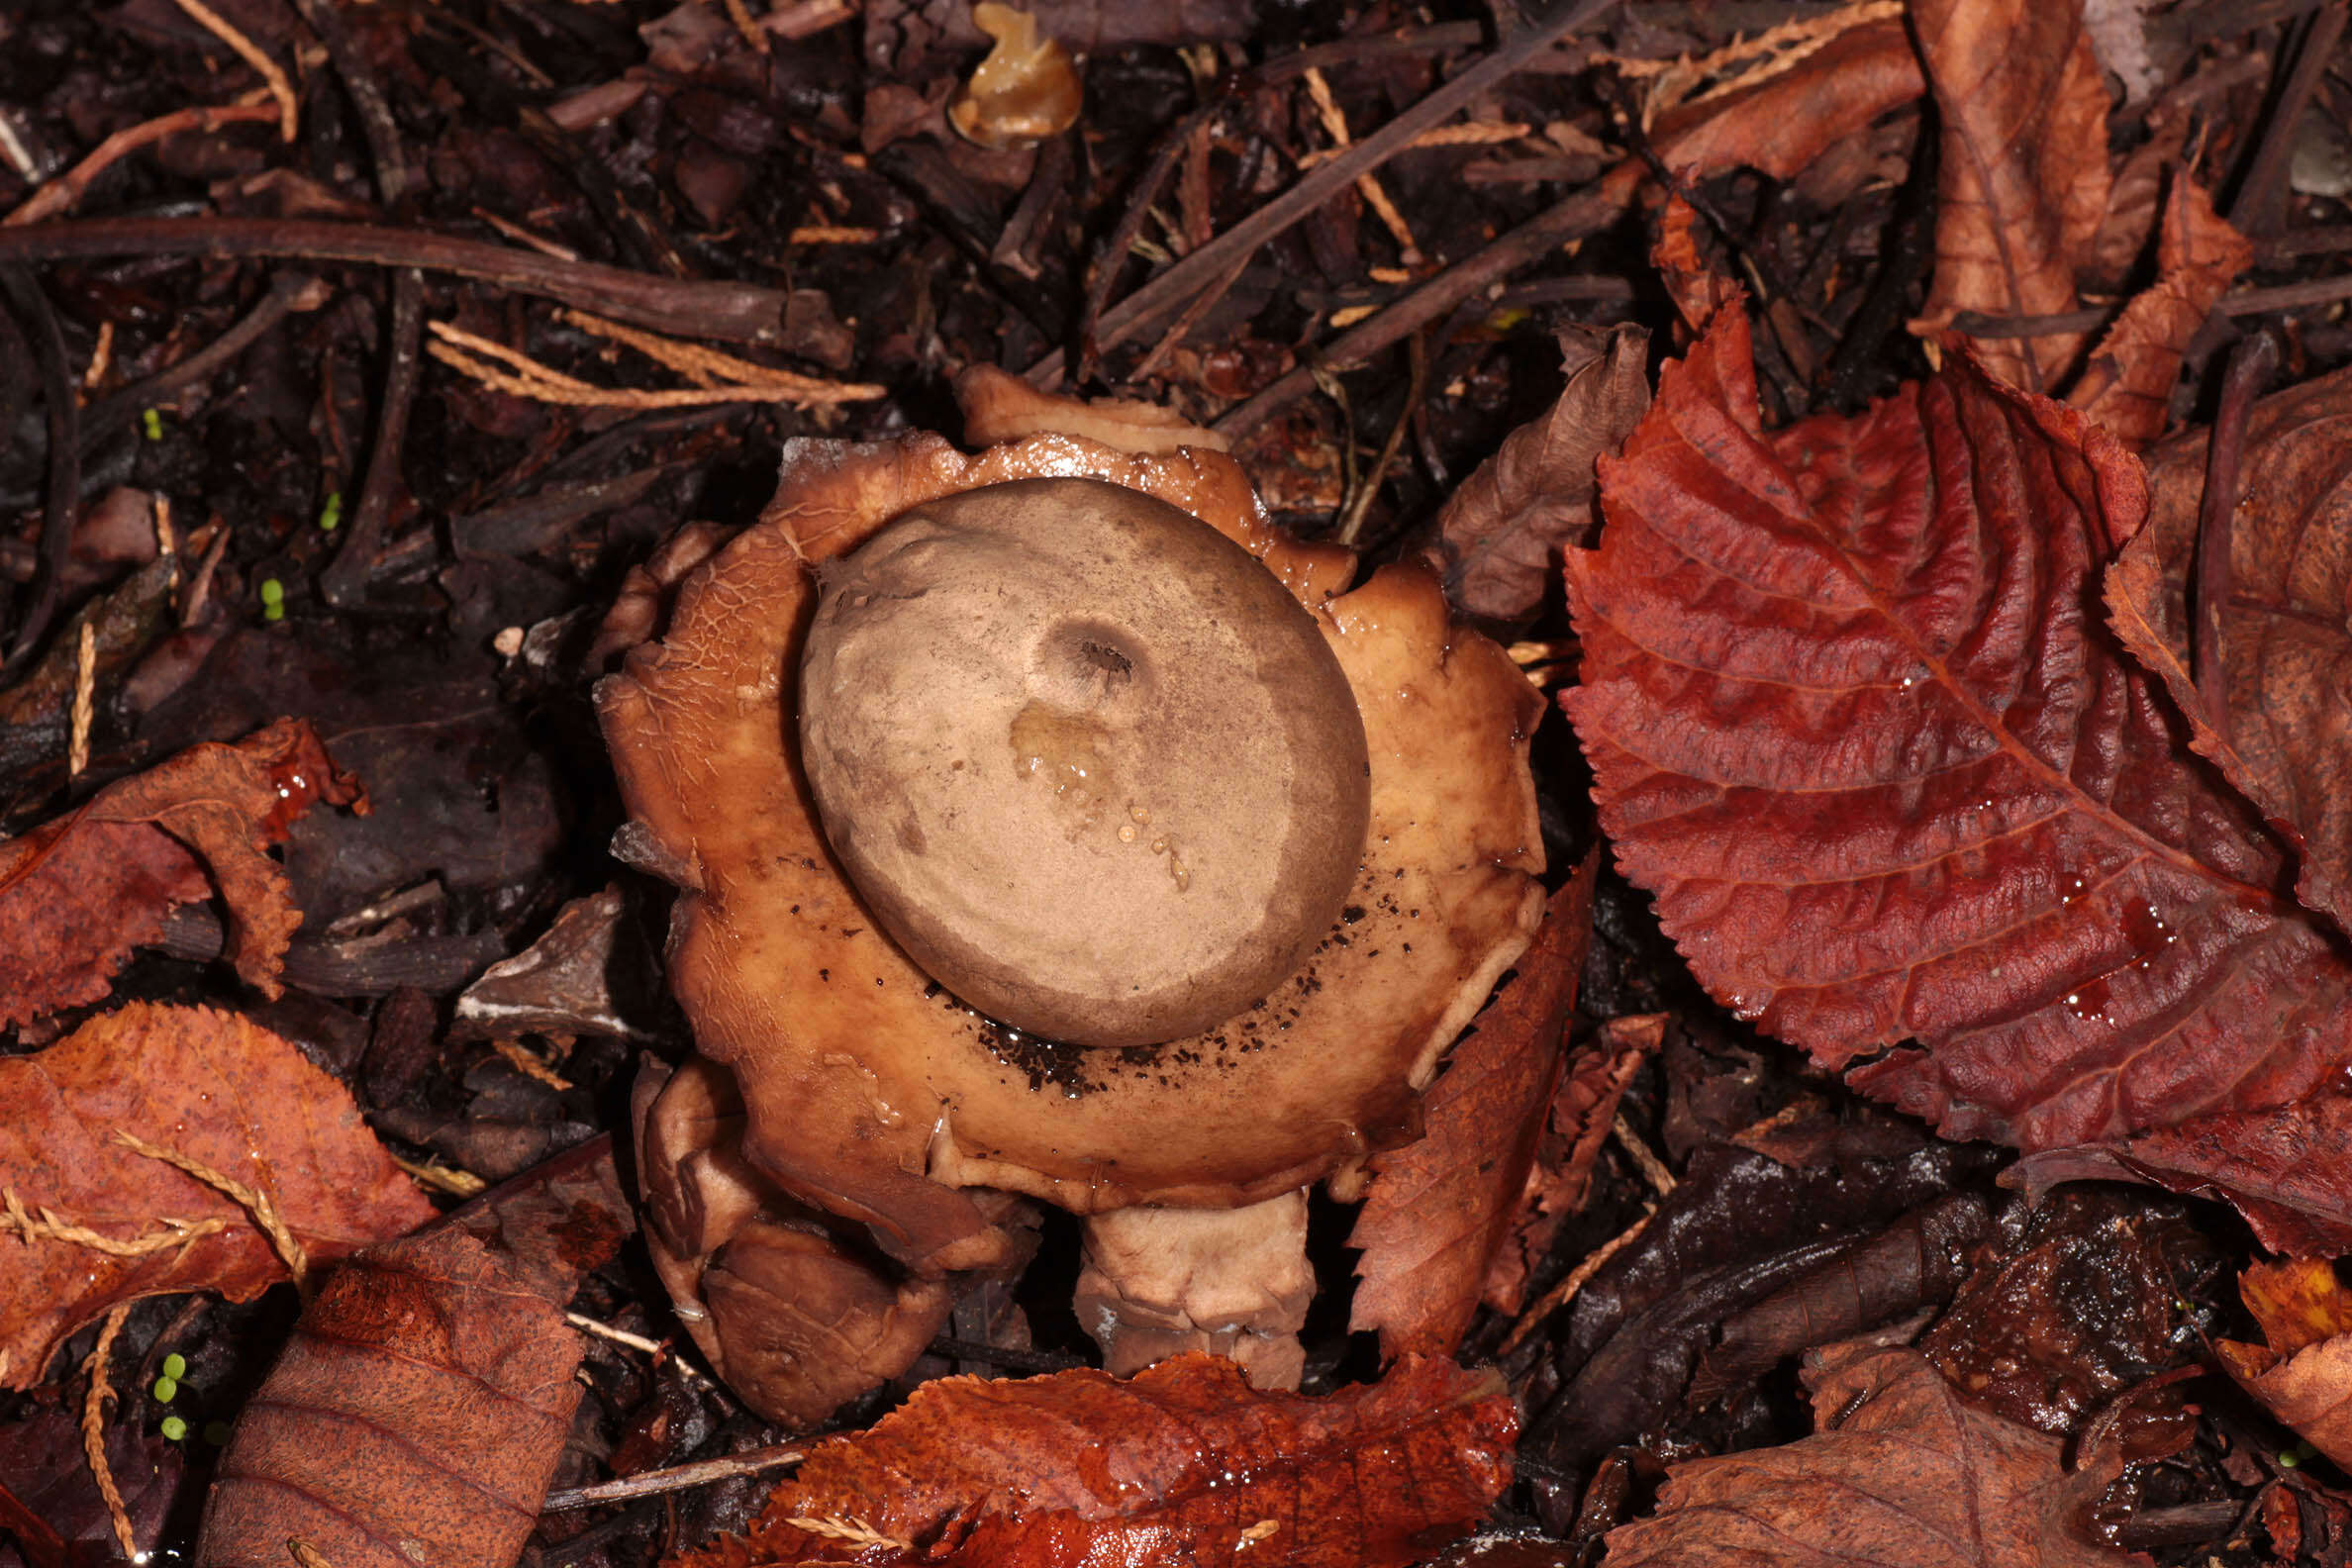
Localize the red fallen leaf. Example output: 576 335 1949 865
196 1138 632 1566
1423 332 1650 628
0 718 362 1029
1349 856 1598 1358
1911 0 2111 394
0 1003 435 1387
1481 1013 1663 1318
1600 1341 2137 1568
1561 306 2352 1239
2108 362 2352 933
2212 1257 2352 1471
2069 176 2253 450
2018 1096 2352 1255
676 1354 1516 1568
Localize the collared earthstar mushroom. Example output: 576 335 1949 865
600 367 1544 1424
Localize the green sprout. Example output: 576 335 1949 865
151 1374 177 1402
259 577 285 623
142 408 162 441
161 1353 186 1380
318 492 343 534
159 1416 187 1442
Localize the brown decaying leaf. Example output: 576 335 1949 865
1645 18 1925 188
2215 1258 2352 1471
1911 0 2111 393
1424 331 1650 628
2108 362 2352 934
1349 855 1598 1358
676 1353 1517 1568
1562 305 2352 1247
2070 177 2254 449
0 718 363 1029
0 1004 434 1387
196 1139 631 1566
1601 1341 2138 1568
1481 1013 1663 1318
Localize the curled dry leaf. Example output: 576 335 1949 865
1348 856 1598 1359
676 1353 1516 1568
196 1139 632 1566
0 718 362 1029
1423 330 1650 628
2108 362 2352 934
1601 1341 2138 1568
0 1003 434 1387
1691 1191 1994 1404
1563 304 2352 1246
2069 176 2253 450
2214 1257 2352 1471
1643 16 1924 189
1911 0 2112 393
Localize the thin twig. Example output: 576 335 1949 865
1500 1209 1655 1356
1044 0 1618 376
1215 184 1623 436
166 0 297 141
0 218 810 344
3 102 281 227
1953 272 2352 338
541 1442 808 1512
288 0 425 611
1335 325 1432 544
84 272 326 451
0 265 79 668
2229 0 2349 239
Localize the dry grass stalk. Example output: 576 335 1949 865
428 317 885 410
115 1129 310 1292
81 1303 136 1559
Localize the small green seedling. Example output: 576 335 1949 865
150 1375 177 1402
319 492 343 534
142 409 162 441
259 577 285 623
159 1416 187 1442
161 1353 186 1380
